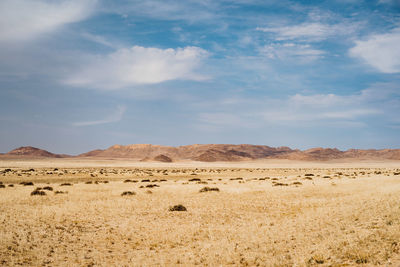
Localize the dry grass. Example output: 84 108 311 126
0 160 399 266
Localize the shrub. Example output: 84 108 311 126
31 190 46 196
272 182 288 186
199 187 220 193
43 186 53 191
121 191 136 196
169 204 187 211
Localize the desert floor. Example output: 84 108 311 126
0 159 399 266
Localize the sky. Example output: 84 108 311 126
0 0 400 154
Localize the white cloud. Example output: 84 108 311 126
260 43 325 62
256 22 357 42
65 46 209 89
73 105 126 127
0 0 96 42
195 84 398 130
349 27 400 73
101 0 217 23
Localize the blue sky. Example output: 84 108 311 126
0 0 399 154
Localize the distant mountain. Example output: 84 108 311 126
78 144 294 161
4 146 68 158
2 144 400 161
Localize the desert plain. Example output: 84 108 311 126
0 158 399 266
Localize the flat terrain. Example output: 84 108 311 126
0 159 399 266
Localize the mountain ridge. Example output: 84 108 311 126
1 144 400 161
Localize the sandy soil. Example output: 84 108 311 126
0 159 399 266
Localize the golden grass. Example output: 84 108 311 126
0 160 399 266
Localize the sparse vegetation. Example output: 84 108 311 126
0 162 399 266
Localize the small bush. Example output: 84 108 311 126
189 178 201 182
0 184 5 188
141 179 150 182
60 183 72 186
43 186 53 191
146 184 159 188
121 191 136 196
169 204 187 211
21 182 34 186
272 182 288 186
31 190 46 196
54 191 68 194
199 187 220 193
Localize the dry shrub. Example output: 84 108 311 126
20 181 34 186
189 178 201 182
146 184 159 188
230 177 243 180
60 183 72 186
54 191 68 194
169 204 187 211
31 190 46 196
141 179 150 182
305 173 314 177
308 254 325 264
199 187 220 193
43 186 53 191
272 182 289 186
0 184 5 188
292 181 302 185
8 184 14 187
121 191 136 196
85 181 93 184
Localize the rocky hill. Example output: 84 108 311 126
2 144 400 161
4 146 67 158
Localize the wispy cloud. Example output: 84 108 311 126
195 83 398 129
256 21 359 42
65 46 209 89
100 0 218 23
259 43 325 62
0 0 96 43
73 105 126 127
349 27 400 73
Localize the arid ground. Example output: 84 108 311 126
0 159 399 266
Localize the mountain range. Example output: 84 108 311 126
1 144 400 161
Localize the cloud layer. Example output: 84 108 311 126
65 46 209 89
350 27 400 73
0 0 96 42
